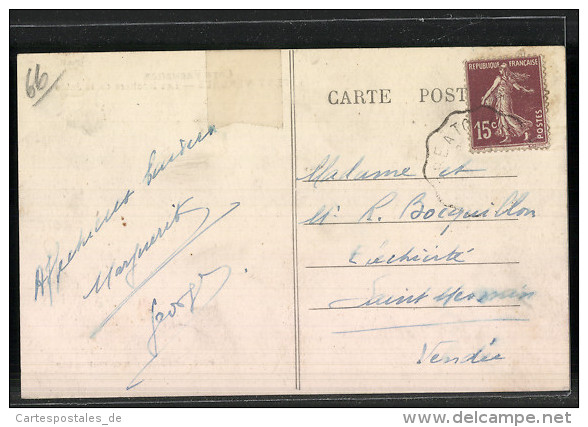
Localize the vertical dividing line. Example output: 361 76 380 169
289 49 301 390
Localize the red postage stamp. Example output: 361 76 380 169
465 56 548 151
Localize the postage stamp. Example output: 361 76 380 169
465 56 548 151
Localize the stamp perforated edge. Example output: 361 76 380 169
463 52 550 154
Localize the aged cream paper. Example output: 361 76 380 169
18 46 569 398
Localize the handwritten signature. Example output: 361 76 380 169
127 265 231 390
89 200 239 339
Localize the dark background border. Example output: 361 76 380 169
9 9 579 408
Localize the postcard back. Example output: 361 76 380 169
18 46 569 397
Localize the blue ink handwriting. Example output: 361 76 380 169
333 318 529 334
327 277 535 310
417 337 505 364
127 265 231 390
83 196 209 299
143 125 217 186
348 241 474 266
34 189 135 305
89 200 240 339
298 154 414 187
438 160 486 177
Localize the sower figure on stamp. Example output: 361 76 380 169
481 63 534 144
